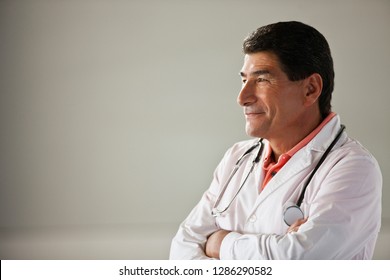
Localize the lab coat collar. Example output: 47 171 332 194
308 114 346 152
249 114 346 213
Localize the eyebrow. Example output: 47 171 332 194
239 69 271 78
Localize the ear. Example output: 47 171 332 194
303 73 323 107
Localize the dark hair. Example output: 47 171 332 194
243 21 334 118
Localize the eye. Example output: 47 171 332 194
257 77 269 83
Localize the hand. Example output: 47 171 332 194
205 229 231 259
287 217 308 233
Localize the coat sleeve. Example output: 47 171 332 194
169 145 236 260
169 189 218 259
219 150 382 260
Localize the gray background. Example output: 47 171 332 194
1 0 389 259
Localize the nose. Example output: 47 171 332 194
237 81 257 107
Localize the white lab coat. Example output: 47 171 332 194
169 115 382 259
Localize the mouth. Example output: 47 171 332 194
244 110 265 118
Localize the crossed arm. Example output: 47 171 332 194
205 218 308 259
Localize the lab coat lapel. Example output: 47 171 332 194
249 115 342 213
236 150 262 191
252 146 315 208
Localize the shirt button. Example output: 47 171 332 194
249 215 257 223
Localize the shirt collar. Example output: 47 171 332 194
263 112 337 167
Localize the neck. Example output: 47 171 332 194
268 113 323 162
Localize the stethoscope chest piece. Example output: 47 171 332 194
211 124 345 224
283 202 304 226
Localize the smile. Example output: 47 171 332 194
245 112 265 118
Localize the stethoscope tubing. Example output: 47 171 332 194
296 124 345 207
211 125 346 221
211 139 263 217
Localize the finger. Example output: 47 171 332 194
291 217 308 227
287 217 308 233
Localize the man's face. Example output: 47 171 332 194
238 51 307 140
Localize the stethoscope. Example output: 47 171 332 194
211 125 346 227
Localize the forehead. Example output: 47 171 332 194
241 51 283 75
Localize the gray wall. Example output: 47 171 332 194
1 0 389 259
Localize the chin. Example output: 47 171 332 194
246 129 261 138
246 125 267 139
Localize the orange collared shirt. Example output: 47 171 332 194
261 112 336 190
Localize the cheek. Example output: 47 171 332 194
264 95 301 123
261 96 277 116
277 96 305 121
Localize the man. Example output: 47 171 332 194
169 21 382 259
